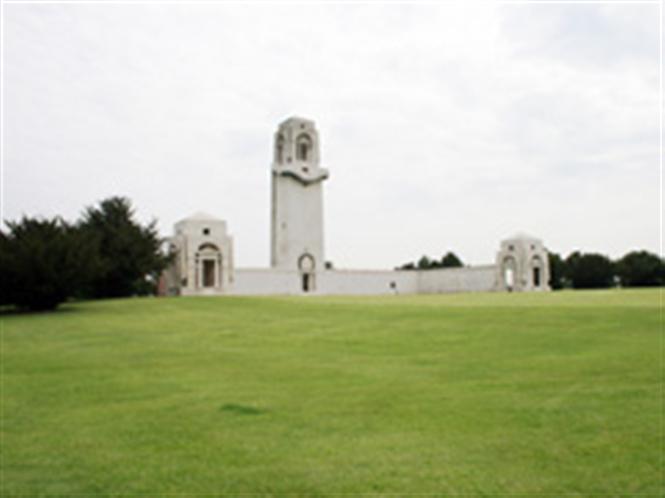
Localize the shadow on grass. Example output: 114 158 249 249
220 403 268 416
0 304 83 317
0 296 129 316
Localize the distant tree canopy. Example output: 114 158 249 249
80 197 171 298
441 252 463 268
564 252 615 289
1 197 171 311
616 250 665 287
546 249 664 290
399 251 464 270
417 255 433 270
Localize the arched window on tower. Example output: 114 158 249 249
296 133 312 161
275 135 285 164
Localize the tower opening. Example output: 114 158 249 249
296 133 312 161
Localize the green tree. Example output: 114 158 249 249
417 255 433 270
0 217 100 311
616 250 664 287
440 252 463 268
0 230 11 307
547 252 566 290
565 251 614 289
80 197 171 298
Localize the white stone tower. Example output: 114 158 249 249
270 117 329 291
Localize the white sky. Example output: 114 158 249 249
2 2 661 269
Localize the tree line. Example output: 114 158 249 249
398 251 464 270
0 197 171 311
399 249 664 289
548 250 664 289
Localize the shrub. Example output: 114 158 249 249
0 217 100 311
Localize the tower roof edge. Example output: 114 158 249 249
279 116 315 127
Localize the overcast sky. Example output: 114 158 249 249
3 2 661 269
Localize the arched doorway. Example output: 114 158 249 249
196 243 222 289
298 253 315 293
531 255 543 288
502 256 517 291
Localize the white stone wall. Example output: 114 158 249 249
232 268 416 296
164 220 550 297
416 265 497 294
227 266 497 296
232 268 302 295
318 269 418 295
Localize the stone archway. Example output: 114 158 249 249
298 253 316 293
531 255 543 288
196 243 222 289
502 256 517 291
295 133 312 161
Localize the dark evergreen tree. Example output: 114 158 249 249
616 250 664 287
547 252 566 290
0 230 11 307
79 197 171 298
0 217 99 310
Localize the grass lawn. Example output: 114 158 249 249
1 289 661 496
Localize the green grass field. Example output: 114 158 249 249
1 289 661 496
